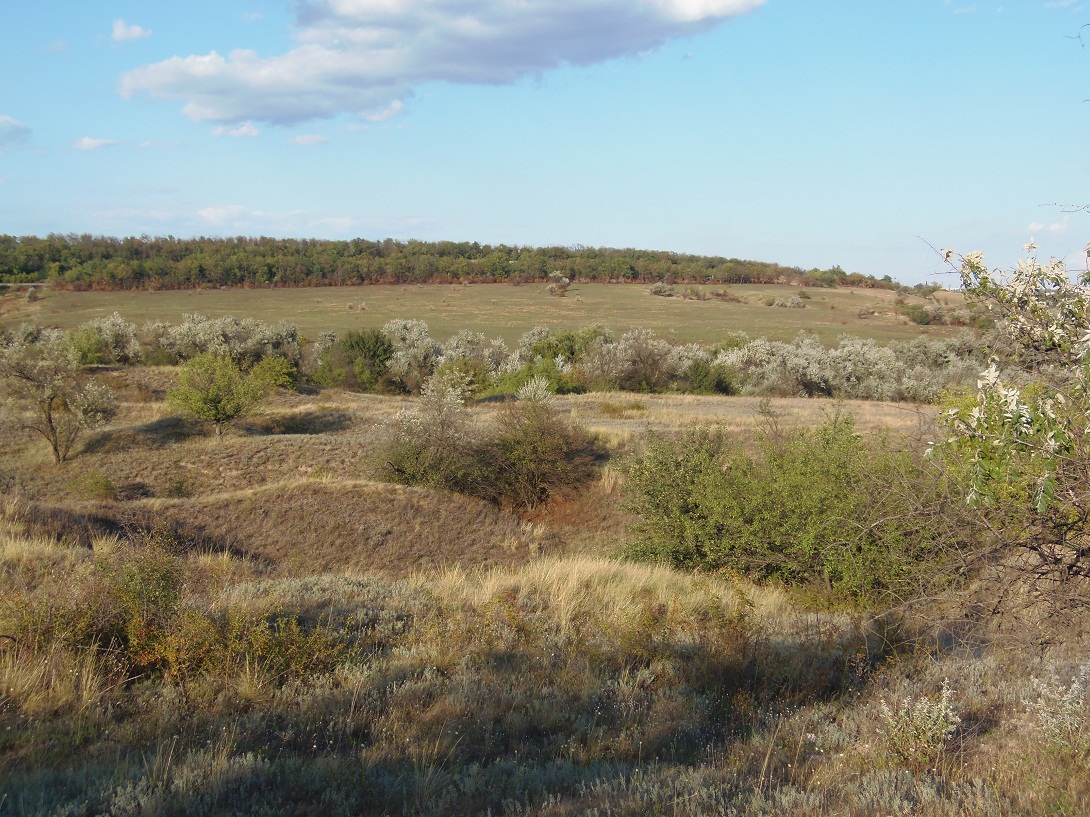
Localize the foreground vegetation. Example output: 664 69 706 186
1 245 1088 815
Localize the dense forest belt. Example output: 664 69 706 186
0 234 904 291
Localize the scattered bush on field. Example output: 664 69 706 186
478 377 603 509
649 282 674 297
382 318 442 393
769 296 806 308
381 372 601 510
547 271 571 296
141 313 301 368
381 368 478 491
901 302 943 325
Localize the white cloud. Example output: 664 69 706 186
198 204 252 224
74 136 118 150
289 134 329 145
365 99 404 123
192 203 435 237
112 19 151 42
120 0 765 125
1028 216 1071 235
0 116 31 150
212 122 259 137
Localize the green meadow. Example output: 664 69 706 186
4 282 963 344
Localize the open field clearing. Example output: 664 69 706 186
2 282 965 345
561 391 937 443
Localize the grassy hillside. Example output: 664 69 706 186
2 368 1088 815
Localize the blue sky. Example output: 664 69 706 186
1 1 1087 284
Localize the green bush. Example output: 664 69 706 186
381 375 601 510
67 327 108 366
623 416 951 604
682 359 734 395
480 396 603 509
900 303 938 325
480 356 583 398
311 328 394 392
167 353 272 437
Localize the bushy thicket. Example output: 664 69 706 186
623 415 961 605
51 311 302 371
140 313 301 369
380 374 601 509
312 321 986 402
310 328 394 392
8 311 988 404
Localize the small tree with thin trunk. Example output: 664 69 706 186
167 353 283 438
0 330 117 464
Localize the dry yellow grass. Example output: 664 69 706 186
96 480 558 577
558 391 938 445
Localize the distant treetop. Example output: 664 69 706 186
0 233 909 292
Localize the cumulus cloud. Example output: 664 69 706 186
289 134 329 145
74 136 118 150
0 116 31 150
112 19 151 42
212 122 259 137
120 0 765 125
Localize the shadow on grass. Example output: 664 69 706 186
18 500 271 566
239 409 355 436
82 416 204 454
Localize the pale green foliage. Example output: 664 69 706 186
382 369 475 488
940 243 1090 511
382 318 441 392
0 329 118 463
69 312 141 365
936 242 1090 598
1027 664 1090 758
715 332 982 400
143 313 301 367
514 375 553 404
166 353 271 437
879 679 961 768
